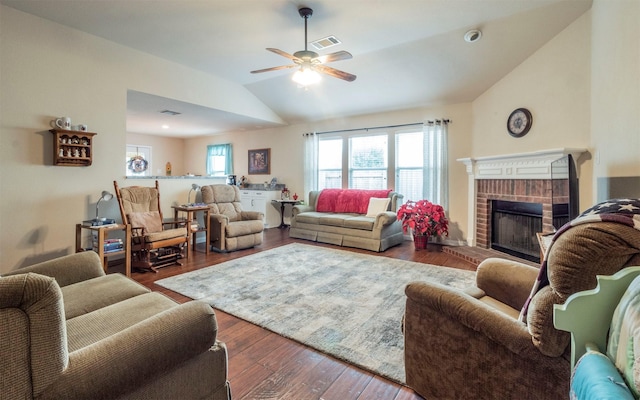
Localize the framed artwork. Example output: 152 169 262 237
248 148 271 175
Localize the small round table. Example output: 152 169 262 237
271 199 301 228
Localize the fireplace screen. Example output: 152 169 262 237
491 200 542 263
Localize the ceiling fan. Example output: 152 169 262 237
250 7 356 84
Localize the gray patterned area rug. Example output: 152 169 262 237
156 243 475 383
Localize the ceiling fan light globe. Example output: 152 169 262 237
292 68 321 86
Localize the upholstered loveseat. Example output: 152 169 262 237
1 251 231 400
289 189 404 252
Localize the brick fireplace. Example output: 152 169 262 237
458 148 587 250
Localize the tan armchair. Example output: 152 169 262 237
404 220 640 400
1 252 231 400
114 180 188 272
201 184 264 252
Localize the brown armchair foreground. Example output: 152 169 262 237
201 184 264 252
404 220 640 400
1 252 230 400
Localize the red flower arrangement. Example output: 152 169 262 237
396 200 449 237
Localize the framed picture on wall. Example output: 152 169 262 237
248 148 271 175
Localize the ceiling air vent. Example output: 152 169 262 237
159 109 181 116
310 35 341 50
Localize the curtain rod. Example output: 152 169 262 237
305 119 450 136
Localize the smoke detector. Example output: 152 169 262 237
464 29 482 43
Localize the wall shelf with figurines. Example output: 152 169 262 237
50 129 96 166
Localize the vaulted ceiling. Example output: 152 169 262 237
2 0 592 137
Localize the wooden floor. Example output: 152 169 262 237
112 229 477 400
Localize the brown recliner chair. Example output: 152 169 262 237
201 184 264 252
404 217 640 399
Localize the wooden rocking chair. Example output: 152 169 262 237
114 180 188 272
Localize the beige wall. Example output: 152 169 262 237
471 9 593 207
1 1 638 273
0 6 281 273
590 0 640 195
127 133 186 176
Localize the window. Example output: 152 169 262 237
349 134 388 189
318 138 342 190
206 144 233 176
126 145 151 177
395 131 423 203
310 122 449 209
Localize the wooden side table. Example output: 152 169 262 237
172 204 211 255
76 223 131 277
536 232 554 262
271 199 301 228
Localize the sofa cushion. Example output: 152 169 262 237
343 216 376 230
66 292 177 352
366 197 390 217
318 214 351 227
142 227 188 243
294 212 325 224
61 274 149 319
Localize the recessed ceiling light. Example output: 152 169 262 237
464 29 482 43
162 125 170 129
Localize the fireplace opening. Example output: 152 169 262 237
491 200 542 263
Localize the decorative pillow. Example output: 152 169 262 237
128 211 162 234
366 197 390 217
607 275 640 397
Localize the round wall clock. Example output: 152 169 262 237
507 108 533 138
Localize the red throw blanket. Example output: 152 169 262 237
316 189 392 214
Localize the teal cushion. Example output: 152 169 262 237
570 351 634 400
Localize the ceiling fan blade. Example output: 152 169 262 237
266 48 302 62
315 64 357 82
250 64 298 74
316 50 353 64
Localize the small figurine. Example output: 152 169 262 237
59 148 64 157
73 148 80 157
81 148 87 158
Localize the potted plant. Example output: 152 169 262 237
396 200 449 249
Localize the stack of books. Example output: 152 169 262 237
93 237 124 253
84 218 117 228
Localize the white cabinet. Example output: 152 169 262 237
239 190 280 228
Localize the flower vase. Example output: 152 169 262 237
413 234 430 250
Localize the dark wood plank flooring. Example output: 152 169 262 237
110 229 477 400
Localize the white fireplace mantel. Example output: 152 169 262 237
457 148 588 180
458 148 588 246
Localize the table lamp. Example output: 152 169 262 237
95 190 113 221
188 184 200 205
